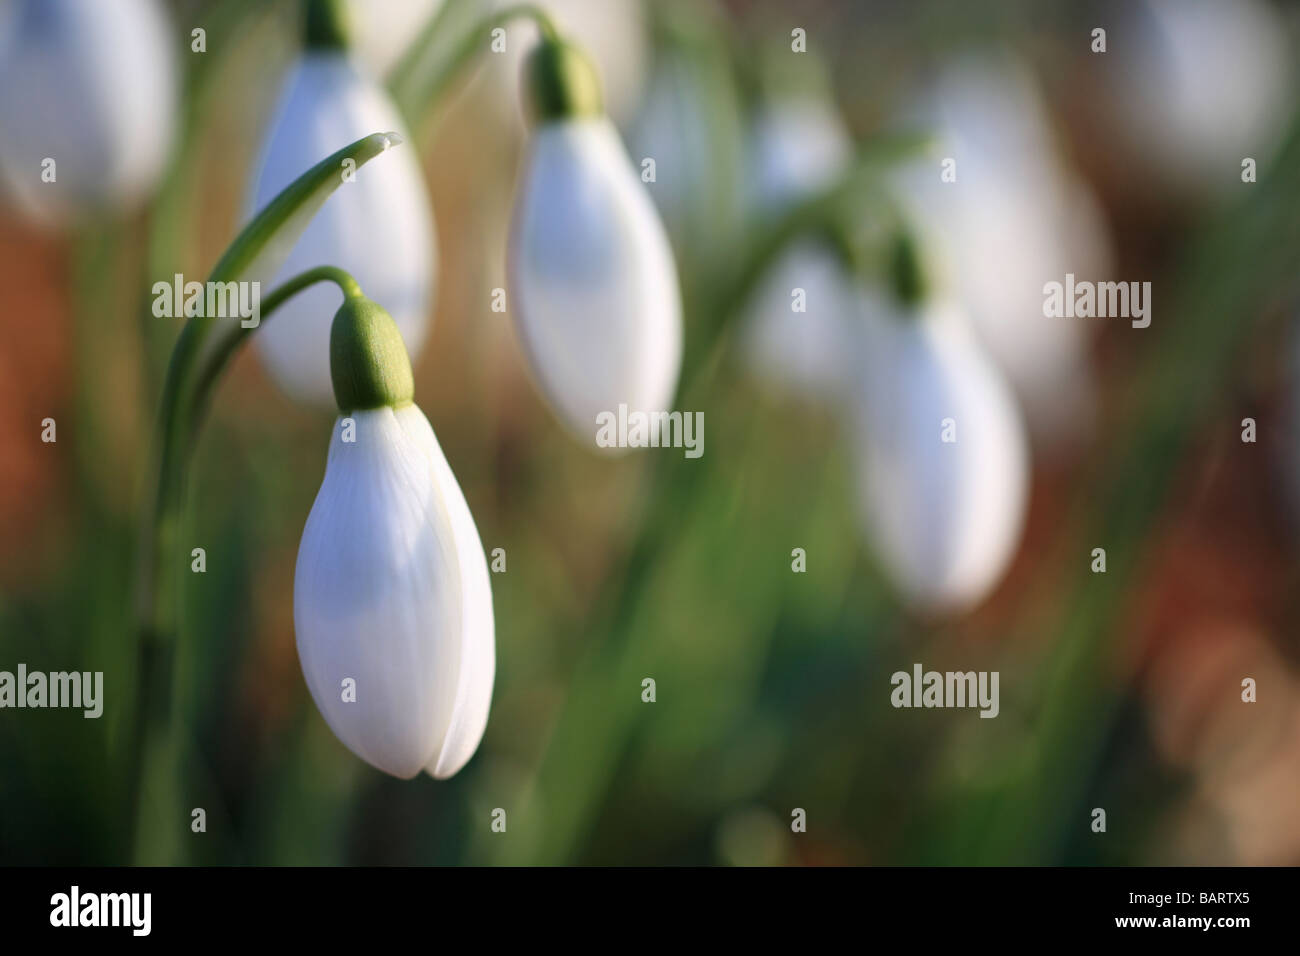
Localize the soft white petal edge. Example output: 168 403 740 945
393 405 496 779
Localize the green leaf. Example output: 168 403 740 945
208 130 404 288
142 131 406 637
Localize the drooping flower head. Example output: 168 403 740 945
508 31 683 451
295 293 493 779
848 240 1029 615
1109 0 1292 197
248 0 436 406
740 51 858 404
0 0 177 226
893 53 1109 448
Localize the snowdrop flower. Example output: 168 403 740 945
742 244 859 403
741 95 857 402
1109 0 1292 195
895 53 1110 447
295 293 493 779
248 0 435 406
508 34 682 449
0 0 177 226
848 290 1028 614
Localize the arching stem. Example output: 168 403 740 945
129 266 361 862
391 1 562 130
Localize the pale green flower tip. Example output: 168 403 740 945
329 295 415 414
889 229 928 310
526 36 604 124
304 0 350 51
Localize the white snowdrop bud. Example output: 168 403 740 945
747 99 851 215
848 293 1029 614
1110 0 1292 195
247 2 435 406
894 53 1109 447
0 0 178 226
629 31 743 266
741 95 857 402
295 295 494 779
508 35 682 450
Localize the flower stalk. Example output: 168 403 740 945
130 133 402 861
390 1 562 130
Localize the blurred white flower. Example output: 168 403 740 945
741 97 857 402
296 297 493 780
896 54 1110 447
629 46 742 263
0 0 177 226
248 50 435 406
1110 0 1292 194
631 51 717 239
848 293 1029 614
743 243 859 403
509 111 682 448
344 0 444 78
747 99 851 212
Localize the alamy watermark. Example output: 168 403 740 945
890 663 999 718
152 273 261 328
595 404 704 458
1043 273 1151 328
50 886 150 936
0 664 103 718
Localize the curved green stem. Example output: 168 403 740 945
129 266 359 864
128 131 400 864
136 134 397 640
391 2 562 131
186 266 362 446
194 265 361 399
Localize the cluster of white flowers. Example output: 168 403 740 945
0 0 686 782
11 0 1291 782
254 6 680 777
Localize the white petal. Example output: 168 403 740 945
0 0 177 226
850 296 1028 614
509 117 682 448
1111 0 1292 193
295 407 480 778
895 53 1106 446
249 52 435 406
629 53 725 246
746 99 851 214
741 240 857 402
392 405 495 779
741 99 855 400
